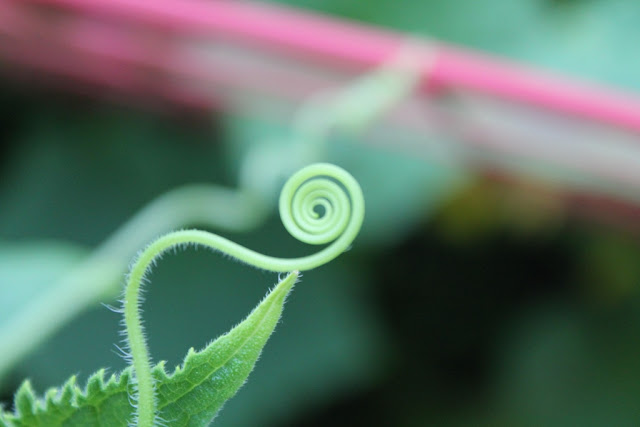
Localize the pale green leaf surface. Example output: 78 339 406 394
2 272 297 426
0 242 87 325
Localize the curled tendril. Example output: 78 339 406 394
123 163 364 427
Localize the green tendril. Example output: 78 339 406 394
122 163 364 427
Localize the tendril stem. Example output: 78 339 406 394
123 163 364 427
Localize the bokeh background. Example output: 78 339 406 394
3 1 640 426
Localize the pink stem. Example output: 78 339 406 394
17 0 640 134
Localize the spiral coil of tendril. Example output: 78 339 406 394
279 163 363 250
124 163 364 427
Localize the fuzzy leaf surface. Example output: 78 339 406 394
2 272 298 426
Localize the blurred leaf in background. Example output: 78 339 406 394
0 241 87 327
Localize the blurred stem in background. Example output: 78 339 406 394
0 185 266 382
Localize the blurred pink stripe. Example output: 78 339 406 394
21 0 640 134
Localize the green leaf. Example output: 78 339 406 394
2 272 298 426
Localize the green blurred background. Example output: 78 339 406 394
4 0 640 426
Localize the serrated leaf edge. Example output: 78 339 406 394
2 368 133 425
2 272 298 426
